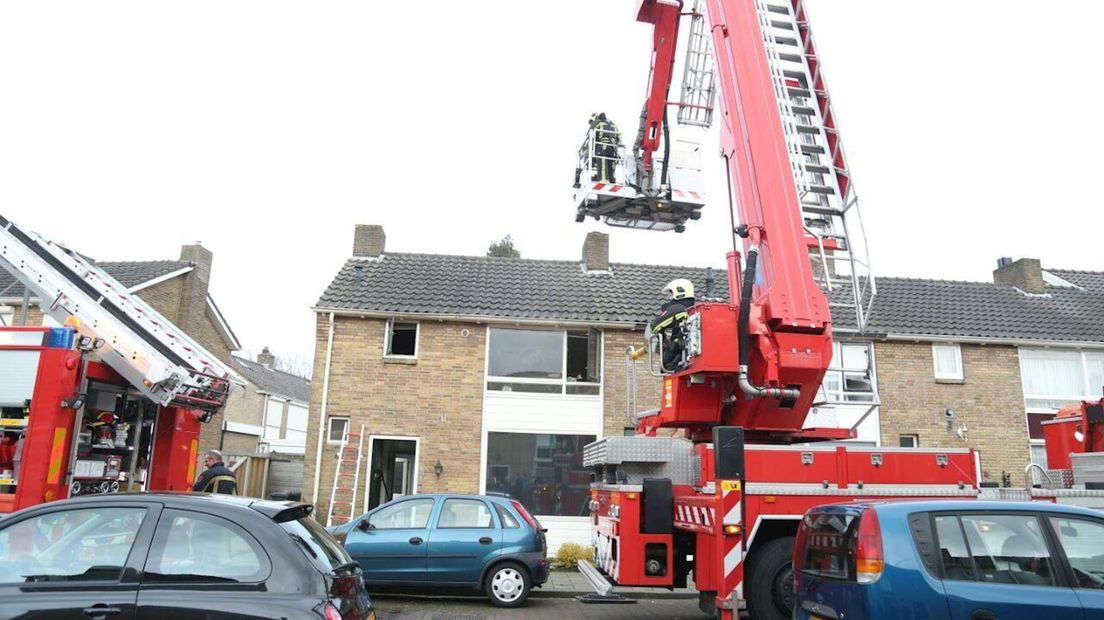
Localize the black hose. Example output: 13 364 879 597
660 107 671 188
738 247 758 369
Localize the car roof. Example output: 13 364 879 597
810 499 1104 520
23 492 312 521
382 493 513 504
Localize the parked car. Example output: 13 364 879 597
793 499 1104 620
329 494 548 607
0 492 374 620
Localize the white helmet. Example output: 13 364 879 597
664 278 695 301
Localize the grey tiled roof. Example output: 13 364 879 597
232 357 312 403
0 260 193 298
317 253 729 325
316 252 1104 345
1049 269 1104 293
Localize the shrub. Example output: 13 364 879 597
553 542 591 570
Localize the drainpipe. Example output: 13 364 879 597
311 312 336 506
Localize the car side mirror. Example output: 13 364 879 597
356 518 372 532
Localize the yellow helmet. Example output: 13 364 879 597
664 278 694 301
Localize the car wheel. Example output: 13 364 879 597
485 562 530 608
746 536 795 620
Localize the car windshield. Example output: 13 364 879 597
281 517 355 574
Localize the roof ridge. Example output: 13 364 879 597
233 355 310 383
368 252 729 272
1047 267 1104 275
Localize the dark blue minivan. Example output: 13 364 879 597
793 500 1104 620
329 494 548 607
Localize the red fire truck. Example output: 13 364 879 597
573 2 1104 619
0 214 236 513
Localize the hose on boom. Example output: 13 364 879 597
736 246 801 401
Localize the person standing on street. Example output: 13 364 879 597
192 449 238 494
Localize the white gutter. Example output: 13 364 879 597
311 312 336 506
310 307 643 330
876 333 1104 351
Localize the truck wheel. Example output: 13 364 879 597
746 536 795 620
485 561 530 608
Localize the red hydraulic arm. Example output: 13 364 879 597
635 0 683 174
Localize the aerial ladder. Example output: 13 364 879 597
0 214 238 511
573 2 980 619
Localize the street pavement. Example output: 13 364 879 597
371 595 706 619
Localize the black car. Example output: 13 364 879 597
0 493 374 620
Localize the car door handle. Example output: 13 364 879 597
971 610 997 620
479 537 493 545
83 605 122 620
409 537 423 545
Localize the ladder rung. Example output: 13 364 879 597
795 124 819 135
803 185 836 196
802 204 844 216
340 459 359 464
779 52 804 64
787 87 811 98
772 36 799 47
771 20 794 31
791 104 816 116
766 4 789 15
800 144 825 155
332 500 353 505
804 163 831 175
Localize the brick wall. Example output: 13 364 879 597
221 377 265 428
875 341 1030 483
602 328 662 439
303 315 486 522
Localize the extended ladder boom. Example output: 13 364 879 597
0 214 237 414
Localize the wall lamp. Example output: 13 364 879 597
434 460 444 479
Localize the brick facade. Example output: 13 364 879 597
602 328 662 439
874 341 1031 483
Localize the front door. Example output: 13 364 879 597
366 438 418 510
427 497 501 586
347 496 435 586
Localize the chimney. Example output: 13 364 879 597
257 346 275 369
177 242 213 337
993 257 1045 294
353 224 386 257
582 231 609 272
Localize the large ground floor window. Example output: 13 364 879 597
485 432 595 518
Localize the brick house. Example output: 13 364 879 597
304 225 1104 549
0 243 256 457
228 347 311 455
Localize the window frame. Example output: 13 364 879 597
142 508 272 585
1046 514 1104 590
928 510 1070 587
0 505 154 587
384 319 419 359
484 327 603 397
817 341 876 404
899 434 919 448
495 503 520 529
364 497 436 531
1021 348 1104 411
327 416 349 445
483 431 597 518
932 343 964 381
435 498 495 530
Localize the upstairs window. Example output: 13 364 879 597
486 328 601 395
1021 349 1104 410
932 343 964 381
386 321 418 357
819 342 875 404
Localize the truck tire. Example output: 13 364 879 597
746 536 795 620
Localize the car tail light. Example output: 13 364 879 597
328 573 360 600
511 499 544 532
322 603 342 620
792 516 809 574
854 508 884 584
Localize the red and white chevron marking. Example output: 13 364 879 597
675 504 716 527
718 481 744 615
672 188 705 201
590 182 625 193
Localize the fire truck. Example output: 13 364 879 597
573 2 1104 619
0 214 236 513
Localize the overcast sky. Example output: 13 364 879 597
2 1 1101 367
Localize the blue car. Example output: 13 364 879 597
329 494 548 607
793 499 1104 620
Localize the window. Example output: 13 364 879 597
264 398 284 440
368 498 434 529
934 515 974 581
385 321 418 357
327 417 349 445
899 434 919 448
956 513 1056 586
285 404 308 444
438 499 493 528
798 511 858 581
485 432 595 517
1048 517 1104 589
280 516 356 575
486 328 601 395
145 510 268 583
496 504 520 528
1029 442 1048 484
933 343 964 381
0 507 146 584
1020 349 1104 410
818 342 875 404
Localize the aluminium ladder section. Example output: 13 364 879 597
677 0 717 128
0 215 235 413
755 0 876 333
327 425 365 527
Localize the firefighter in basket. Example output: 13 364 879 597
648 278 696 372
590 112 621 183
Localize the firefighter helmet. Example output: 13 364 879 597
664 279 694 301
